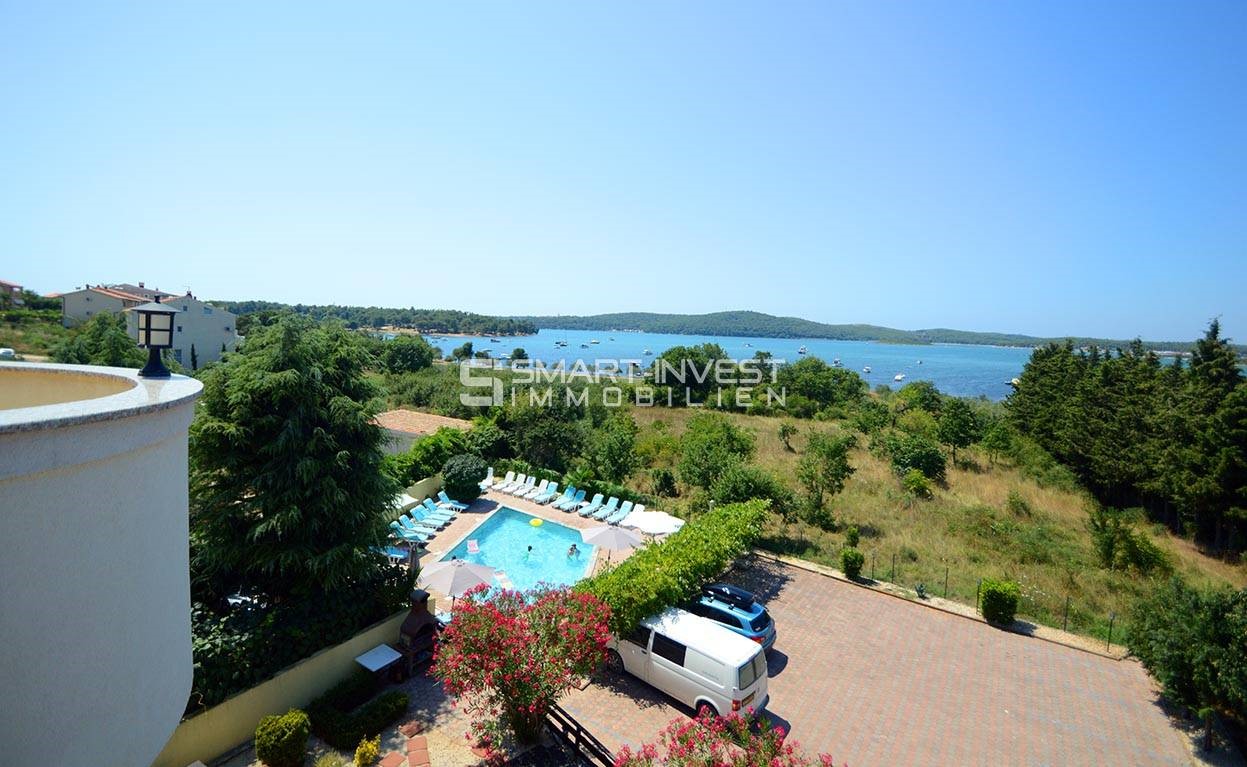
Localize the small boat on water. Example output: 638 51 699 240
489 337 500 343
580 343 589 348
917 360 922 365
643 348 652 356
609 337 615 341
798 345 808 355
832 358 842 367
590 339 600 345
862 366 871 374
894 373 906 382
744 342 752 347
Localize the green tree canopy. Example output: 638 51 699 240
590 412 639 483
382 334 436 373
677 411 755 489
51 313 146 368
189 317 397 602
937 398 983 463
797 430 857 511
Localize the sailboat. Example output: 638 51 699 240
862 366 871 374
797 345 808 355
894 373 906 382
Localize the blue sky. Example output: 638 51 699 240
2 1 1244 341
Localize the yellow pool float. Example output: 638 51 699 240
530 518 543 527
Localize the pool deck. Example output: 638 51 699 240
411 488 637 607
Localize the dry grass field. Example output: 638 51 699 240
629 406 1247 642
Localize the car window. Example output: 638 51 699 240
651 633 687 666
738 652 766 689
624 626 651 648
750 610 772 632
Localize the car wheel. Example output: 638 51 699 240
695 701 718 720
604 649 624 675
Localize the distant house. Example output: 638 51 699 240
374 409 471 455
0 279 23 306
60 283 240 369
60 285 147 327
126 292 240 369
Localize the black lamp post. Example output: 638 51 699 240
131 298 180 378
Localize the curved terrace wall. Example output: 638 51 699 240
0 362 203 767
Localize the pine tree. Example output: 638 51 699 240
189 316 398 602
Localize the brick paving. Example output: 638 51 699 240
559 557 1194 767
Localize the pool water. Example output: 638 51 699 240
441 507 596 592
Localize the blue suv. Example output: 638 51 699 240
685 583 777 651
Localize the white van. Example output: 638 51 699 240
606 608 769 718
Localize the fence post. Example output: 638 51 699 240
943 566 949 598
1107 612 1116 651
1063 595 1070 632
891 553 896 583
975 578 982 613
871 552 876 580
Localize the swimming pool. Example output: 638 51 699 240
440 507 596 592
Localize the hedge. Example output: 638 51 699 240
254 709 309 767
980 578 1021 626
307 670 410 750
578 499 766 633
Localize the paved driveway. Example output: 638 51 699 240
561 558 1192 767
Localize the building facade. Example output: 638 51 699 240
60 283 240 368
59 285 146 326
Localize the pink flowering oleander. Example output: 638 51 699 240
612 711 845 767
432 584 611 748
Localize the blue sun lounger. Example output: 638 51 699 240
556 489 585 511
578 493 605 517
605 500 634 525
592 497 620 521
438 490 469 511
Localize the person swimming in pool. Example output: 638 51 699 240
525 544 533 561
567 544 579 559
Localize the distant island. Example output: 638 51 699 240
519 310 1238 354
213 301 536 336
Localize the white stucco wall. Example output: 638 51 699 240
0 363 202 767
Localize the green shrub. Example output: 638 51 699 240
441 453 487 504
354 734 381 766
884 431 946 481
315 755 349 767
844 525 860 548
579 500 766 633
1005 489 1031 517
841 548 865 579
385 427 470 485
254 709 310 767
902 469 933 499
307 670 409 750
651 467 678 497
980 578 1020 626
710 463 788 515
1088 506 1172 576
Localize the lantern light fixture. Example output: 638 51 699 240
130 298 180 378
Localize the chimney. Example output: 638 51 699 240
139 281 145 288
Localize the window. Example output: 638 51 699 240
737 653 766 689
690 603 738 628
651 633 687 666
623 626 651 648
224 325 232 332
749 610 772 632
176 325 183 333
